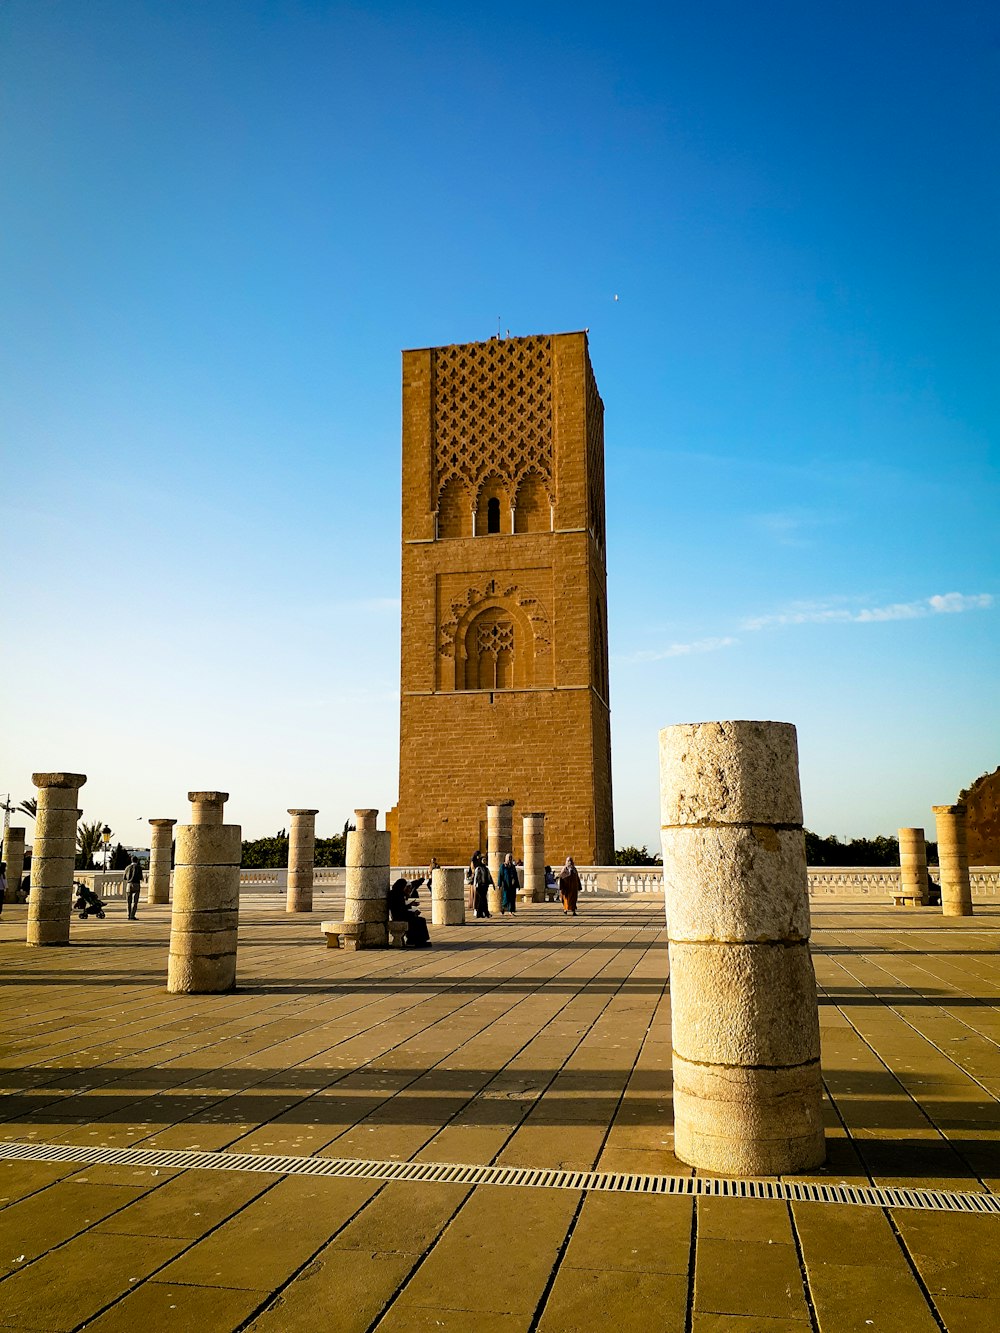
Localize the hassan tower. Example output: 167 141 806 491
393 331 614 866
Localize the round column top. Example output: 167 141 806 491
522 811 546 820
354 809 378 830
188 791 228 804
659 720 802 827
4 826 26 840
933 803 966 816
898 826 925 837
149 817 177 828
487 799 515 809
288 808 320 817
32 772 87 789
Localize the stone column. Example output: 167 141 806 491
431 867 465 925
344 809 390 948
898 827 928 906
3 826 26 905
934 804 973 917
167 791 240 994
522 812 545 903
487 800 513 915
26 772 86 947
660 721 825 1175
147 819 176 904
287 808 319 913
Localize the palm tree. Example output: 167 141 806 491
77 819 108 869
15 797 37 819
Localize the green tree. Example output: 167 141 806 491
110 843 131 870
615 844 661 866
76 819 108 869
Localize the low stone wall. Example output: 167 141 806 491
73 863 1000 905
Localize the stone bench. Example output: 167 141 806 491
891 894 923 908
320 920 408 949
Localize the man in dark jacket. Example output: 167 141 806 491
124 856 143 920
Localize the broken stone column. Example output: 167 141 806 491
934 804 973 917
3 826 26 905
660 721 825 1175
287 808 319 913
522 812 545 903
897 827 928 906
431 867 465 926
26 772 86 947
487 799 513 915
344 809 390 947
167 792 240 994
147 818 176 904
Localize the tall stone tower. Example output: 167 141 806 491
396 331 613 866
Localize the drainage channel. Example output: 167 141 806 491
1 1140 996 1215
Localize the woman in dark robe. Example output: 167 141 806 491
388 876 432 947
559 857 581 916
471 853 493 919
498 853 519 914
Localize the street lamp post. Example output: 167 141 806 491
101 825 111 872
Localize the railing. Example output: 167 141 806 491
70 863 1000 904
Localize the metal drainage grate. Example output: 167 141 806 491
1 1140 996 1215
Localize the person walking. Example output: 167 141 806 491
471 853 493 919
498 853 519 915
123 856 143 920
559 857 581 916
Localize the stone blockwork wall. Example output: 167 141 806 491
963 767 1000 865
398 331 614 866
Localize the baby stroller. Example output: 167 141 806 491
73 882 107 919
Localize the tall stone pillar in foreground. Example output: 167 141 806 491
660 721 825 1175
523 812 545 903
344 809 390 947
3 826 26 904
167 792 240 994
934 804 973 917
431 867 465 925
27 772 86 947
148 818 176 904
487 800 513 915
287 808 319 913
897 827 928 906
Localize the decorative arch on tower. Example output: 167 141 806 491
513 467 553 533
438 579 552 691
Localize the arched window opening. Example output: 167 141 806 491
487 497 501 533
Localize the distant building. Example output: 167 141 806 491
393 331 614 865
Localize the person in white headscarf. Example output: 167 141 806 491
559 857 581 915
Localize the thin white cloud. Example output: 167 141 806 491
625 636 739 664
929 592 993 614
742 592 993 632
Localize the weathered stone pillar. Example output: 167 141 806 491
934 804 973 917
26 772 86 947
147 818 176 904
3 826 26 905
344 809 390 947
487 800 513 915
660 721 825 1175
431 867 465 925
167 792 240 994
287 808 319 913
522 812 545 903
897 827 928 906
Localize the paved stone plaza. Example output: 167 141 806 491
1 895 999 1331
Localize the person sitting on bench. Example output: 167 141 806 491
388 876 432 948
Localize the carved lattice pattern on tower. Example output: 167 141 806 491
476 619 514 657
586 355 606 552
432 336 553 505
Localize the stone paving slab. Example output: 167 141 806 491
1 897 999 1330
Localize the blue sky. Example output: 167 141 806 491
2 1 997 851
